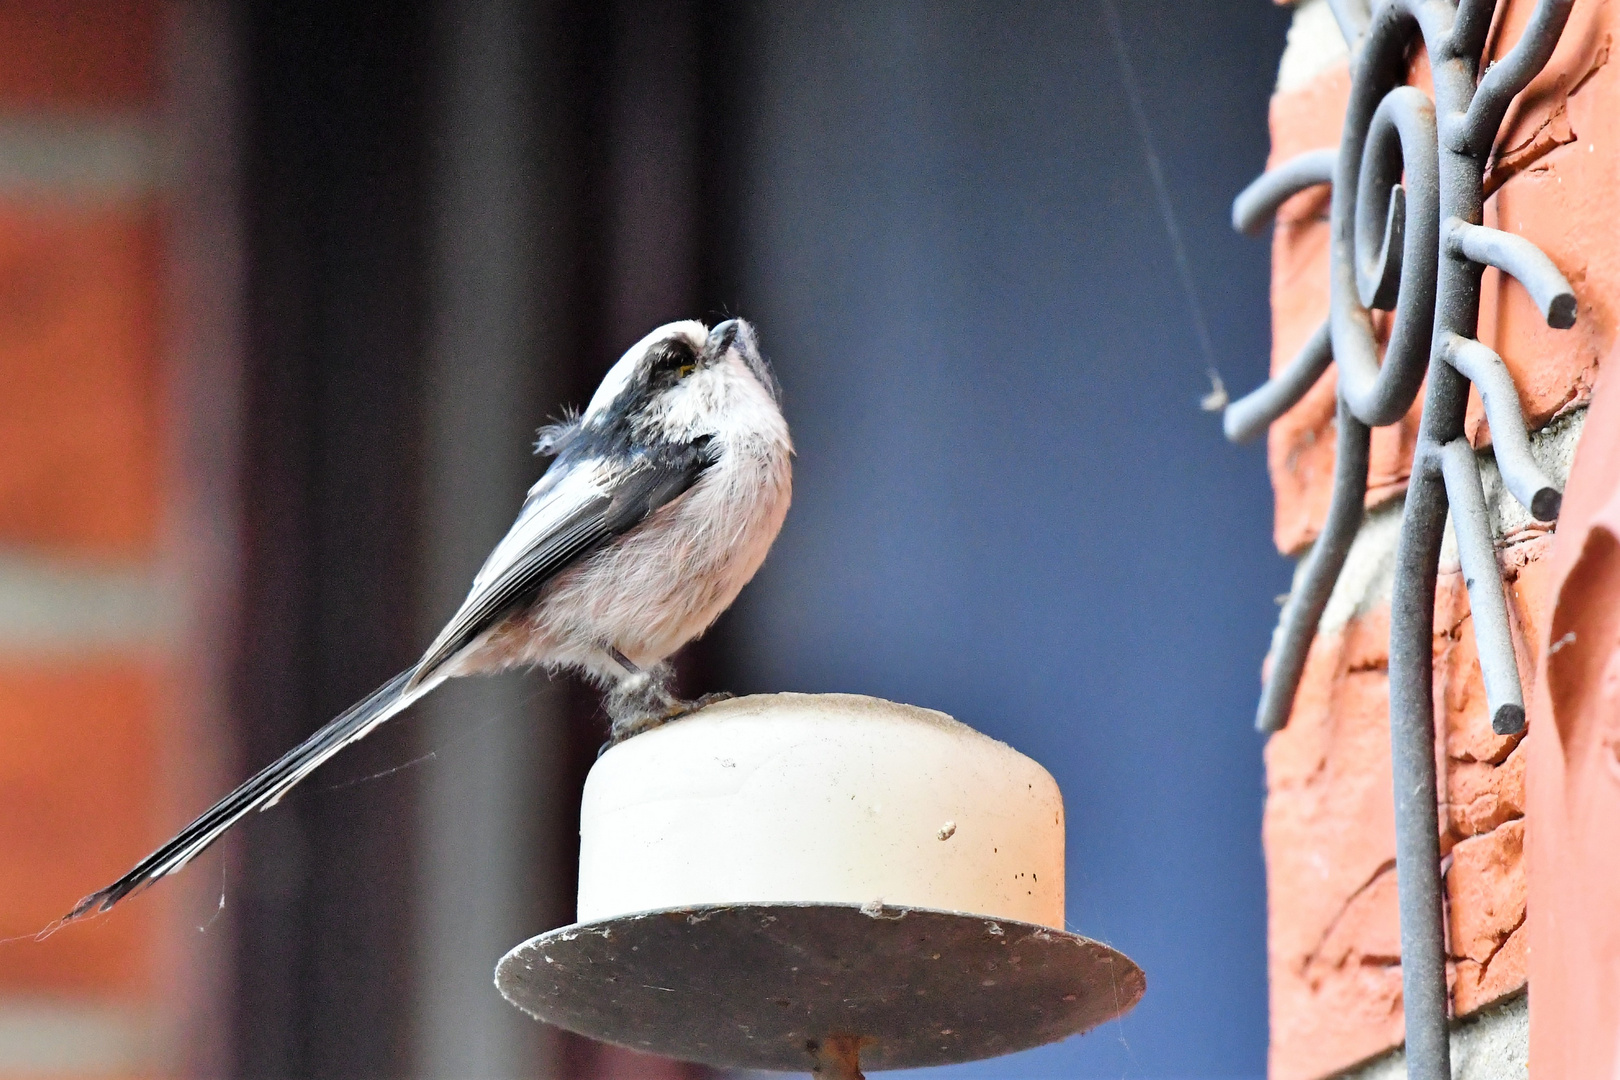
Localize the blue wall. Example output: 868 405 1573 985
714 2 1294 1076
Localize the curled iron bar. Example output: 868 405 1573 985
1447 219 1578 328
1452 0 1577 155
1440 333 1563 519
1231 147 1337 235
1223 319 1333 443
1255 401 1371 735
1223 1 1577 1076
1335 83 1439 426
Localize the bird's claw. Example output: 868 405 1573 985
602 690 736 751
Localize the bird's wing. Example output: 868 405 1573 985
408 442 712 684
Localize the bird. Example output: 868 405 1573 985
67 317 792 922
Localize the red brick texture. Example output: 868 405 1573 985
0 205 164 556
1264 556 1544 1078
1260 1 1620 1077
0 659 164 998
0 0 159 110
0 0 179 1071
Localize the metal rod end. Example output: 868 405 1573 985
1222 406 1255 445
1547 293 1577 330
1531 486 1563 522
1255 698 1287 736
1493 703 1527 736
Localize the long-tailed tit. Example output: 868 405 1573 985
69 318 791 921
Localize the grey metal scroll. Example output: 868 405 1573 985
1223 2 1576 1077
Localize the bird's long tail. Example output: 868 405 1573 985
66 667 443 922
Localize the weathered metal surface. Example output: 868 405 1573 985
495 902 1144 1073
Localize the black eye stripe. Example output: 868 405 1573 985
650 338 698 372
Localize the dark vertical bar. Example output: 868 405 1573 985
685 0 751 704
693 0 748 315
601 0 702 339
233 1 430 1076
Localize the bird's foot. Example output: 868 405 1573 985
603 690 736 749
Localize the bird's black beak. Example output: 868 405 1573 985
704 319 741 363
707 317 779 401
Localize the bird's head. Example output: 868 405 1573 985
579 318 781 447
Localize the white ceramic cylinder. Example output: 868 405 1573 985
576 693 1066 928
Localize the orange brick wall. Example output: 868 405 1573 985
0 2 159 108
0 661 163 997
0 3 229 1076
0 207 164 555
1259 1 1620 1077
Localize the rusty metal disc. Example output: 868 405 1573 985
494 901 1144 1073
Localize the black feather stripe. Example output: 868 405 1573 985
66 669 418 920
408 446 713 687
405 496 615 684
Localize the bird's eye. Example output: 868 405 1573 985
650 339 700 384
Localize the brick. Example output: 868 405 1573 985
1311 863 1402 974
1447 821 1528 1015
1471 0 1618 439
1447 743 1526 841
1434 568 1522 770
1266 531 1551 1079
1266 619 1402 1080
0 658 162 998
1454 916 1528 1016
1283 865 1407 1076
0 203 163 557
1501 535 1559 712
1265 618 1402 1080
1447 821 1526 965
0 1 159 110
